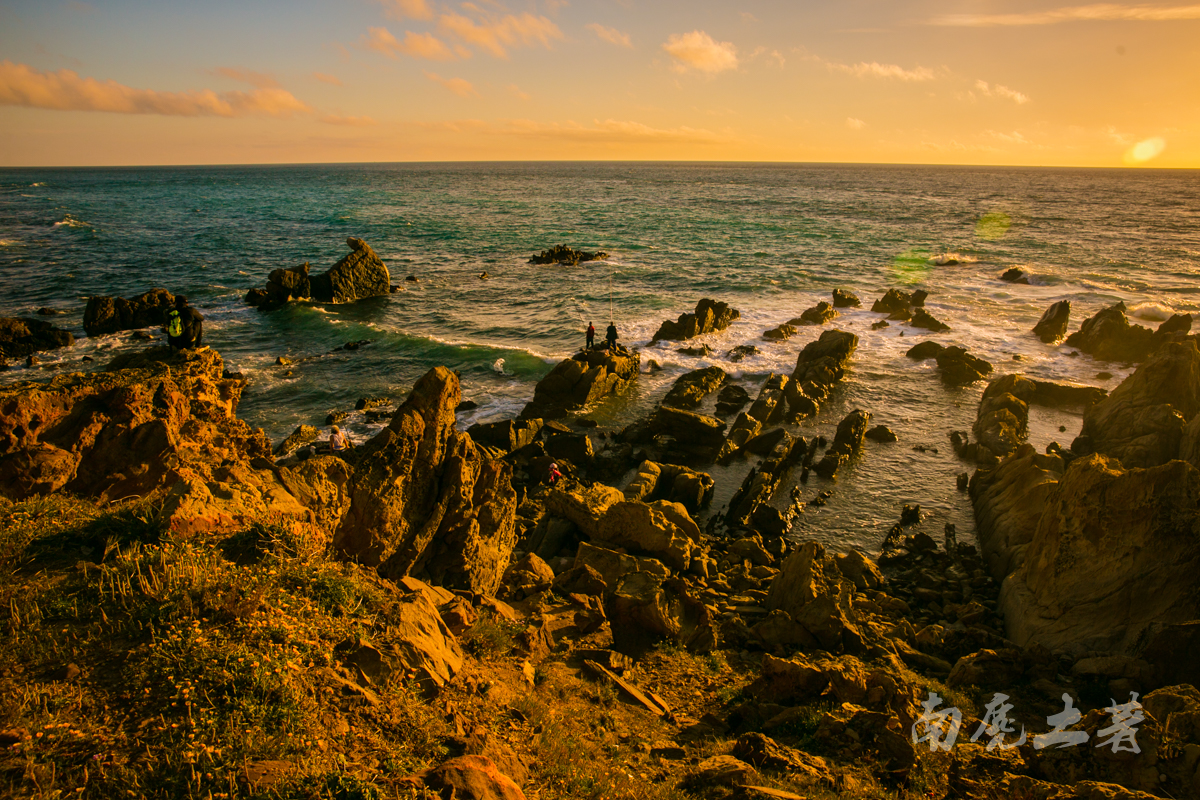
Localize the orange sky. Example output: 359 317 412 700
1 0 1197 167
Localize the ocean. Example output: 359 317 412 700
2 162 1199 555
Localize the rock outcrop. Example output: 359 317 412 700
763 542 864 654
1033 300 1071 343
622 461 715 514
1073 341 1200 468
832 289 860 308
528 245 608 266
333 366 519 596
813 409 871 479
0 317 74 360
245 238 391 310
662 366 726 409
520 346 639 419
796 302 838 326
1064 302 1191 363
786 330 857 420
83 288 175 337
651 299 740 342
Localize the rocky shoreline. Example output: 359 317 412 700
2 286 1199 799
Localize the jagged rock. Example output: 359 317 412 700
715 383 751 417
764 541 863 653
732 733 831 782
832 289 861 308
332 367 519 596
609 572 717 653
542 430 594 465
528 244 607 266
414 755 527 800
573 542 667 592
622 461 714 514
1033 300 1071 343
909 307 950 333
83 288 175 336
651 298 740 342
1073 341 1200 468
246 239 391 309
688 755 757 787
499 552 556 600
999 454 1200 673
547 482 625 538
726 344 759 362
663 366 726 408
0 317 74 360
0 348 273 512
281 455 354 533
1000 268 1030 284
762 324 797 341
594 500 699 571
795 302 839 326
970 445 1064 581
520 346 639 419
871 289 915 315
974 390 1028 459
275 425 321 457
719 374 791 460
787 329 857 420
813 410 871 478
468 419 543 453
936 346 992 386
1065 302 1190 363
640 406 727 450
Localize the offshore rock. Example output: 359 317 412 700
1073 341 1200 468
83 288 175 337
909 307 950 333
520 346 639 419
795 301 839 326
0 317 74 360
246 238 391 309
999 454 1200 671
1064 301 1190 363
1033 300 1071 343
333 367 519 596
651 298 740 342
787 329 857 419
813 409 871 479
832 289 861 308
528 244 608 266
936 346 992 386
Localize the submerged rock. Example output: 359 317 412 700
651 298 740 342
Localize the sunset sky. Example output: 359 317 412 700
1 0 1197 167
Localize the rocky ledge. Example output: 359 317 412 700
528 244 609 266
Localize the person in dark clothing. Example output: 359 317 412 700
166 295 204 351
605 323 618 349
586 322 595 350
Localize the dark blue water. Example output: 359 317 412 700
3 162 1199 552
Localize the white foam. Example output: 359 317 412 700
929 253 977 266
53 214 90 229
1128 301 1173 321
492 358 506 375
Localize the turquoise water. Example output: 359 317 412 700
3 162 1199 553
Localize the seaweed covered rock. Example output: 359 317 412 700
246 238 391 310
528 244 608 266
651 299 740 342
83 288 175 337
520 346 639 420
0 317 74 360
333 366 519 595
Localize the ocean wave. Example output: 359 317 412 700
1127 301 1173 321
31 182 45 187
53 214 91 230
0 239 16 247
929 253 977 266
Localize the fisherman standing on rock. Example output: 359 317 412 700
605 322 618 350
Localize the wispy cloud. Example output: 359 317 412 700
213 67 280 89
377 0 434 21
437 11 563 58
847 117 866 130
839 61 936 81
930 3 1200 26
497 118 730 144
363 27 457 61
662 30 738 74
321 114 377 126
586 23 632 48
749 46 785 67
424 71 480 98
976 79 1031 104
508 84 531 101
0 60 310 117
313 72 343 86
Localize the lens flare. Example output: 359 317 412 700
1123 137 1166 165
976 211 1011 240
891 248 930 283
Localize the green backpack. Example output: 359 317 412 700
167 310 183 338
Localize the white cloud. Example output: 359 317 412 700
438 11 563 58
930 3 1200 26
843 61 936 81
586 23 632 48
976 80 1031 104
847 117 866 130
363 27 458 61
424 71 480 98
662 30 739 74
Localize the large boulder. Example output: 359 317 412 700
763 541 863 653
936 346 992 386
662 366 726 409
1074 341 1200 468
595 500 700 571
333 367 519 595
999 454 1200 665
795 301 839 326
0 317 75 360
969 444 1064 581
1033 300 1071 343
246 238 391 309
0 347 272 509
651 299 740 342
1064 302 1190 363
83 288 175 336
622 460 714 514
520 346 639 419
